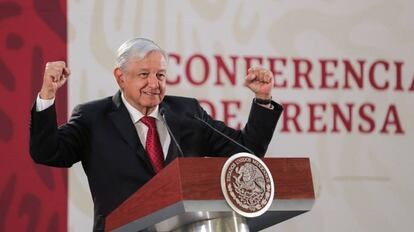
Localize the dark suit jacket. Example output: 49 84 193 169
29 91 283 230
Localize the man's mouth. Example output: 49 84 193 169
143 91 160 96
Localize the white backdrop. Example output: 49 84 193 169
68 0 414 231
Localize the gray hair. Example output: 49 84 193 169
115 38 168 71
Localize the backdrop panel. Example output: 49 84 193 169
0 0 68 231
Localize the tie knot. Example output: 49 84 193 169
140 116 156 128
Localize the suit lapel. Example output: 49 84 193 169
108 92 154 173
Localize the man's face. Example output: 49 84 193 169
114 51 167 114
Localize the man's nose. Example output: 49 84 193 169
147 74 159 87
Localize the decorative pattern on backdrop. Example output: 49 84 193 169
0 1 67 231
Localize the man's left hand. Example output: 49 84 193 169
244 67 274 100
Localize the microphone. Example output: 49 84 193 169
159 108 185 158
191 114 256 156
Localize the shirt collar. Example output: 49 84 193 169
121 92 161 124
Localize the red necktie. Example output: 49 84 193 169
140 116 164 173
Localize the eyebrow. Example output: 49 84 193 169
138 69 166 72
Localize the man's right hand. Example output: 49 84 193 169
39 61 70 99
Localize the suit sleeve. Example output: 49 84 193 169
198 100 283 157
29 102 89 167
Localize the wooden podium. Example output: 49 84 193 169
105 157 314 232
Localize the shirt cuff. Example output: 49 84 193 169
36 94 55 112
256 102 274 110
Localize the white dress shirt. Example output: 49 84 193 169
36 93 171 160
121 93 171 159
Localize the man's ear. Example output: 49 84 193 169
113 67 124 89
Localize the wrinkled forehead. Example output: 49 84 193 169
127 51 168 70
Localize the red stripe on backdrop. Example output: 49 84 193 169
0 0 67 231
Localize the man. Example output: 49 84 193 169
30 38 283 231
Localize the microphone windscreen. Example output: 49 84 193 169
159 107 166 116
